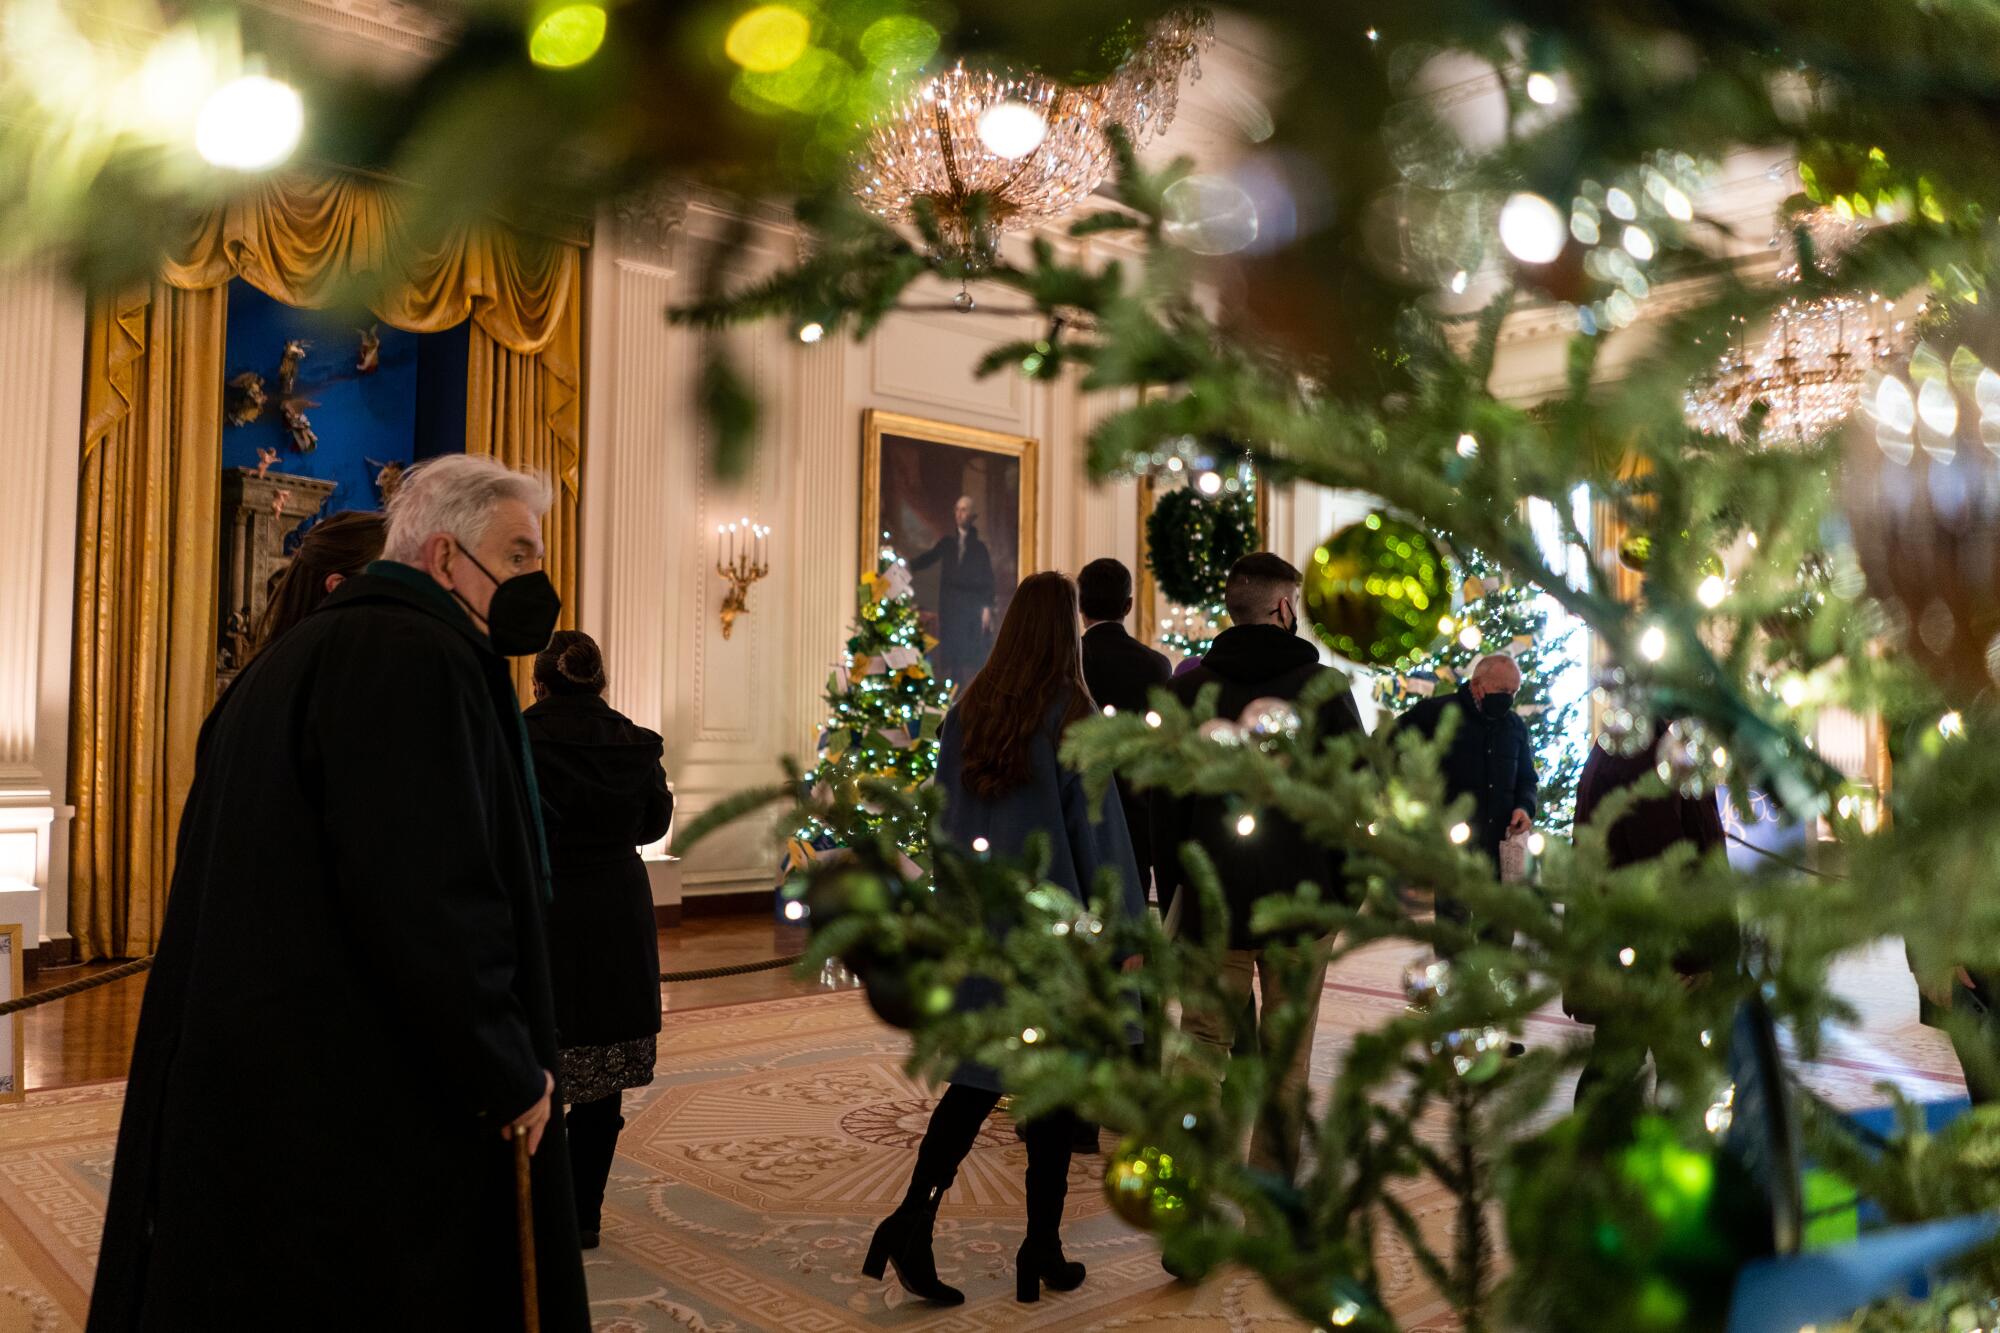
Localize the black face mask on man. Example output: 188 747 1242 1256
450 541 562 656
1479 690 1516 719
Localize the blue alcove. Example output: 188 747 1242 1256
221 280 469 537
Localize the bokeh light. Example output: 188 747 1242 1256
857 14 939 71
1499 191 1565 264
194 75 303 170
735 45 851 114
1162 174 1260 255
726 4 812 74
529 3 607 68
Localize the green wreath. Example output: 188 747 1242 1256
1147 486 1258 608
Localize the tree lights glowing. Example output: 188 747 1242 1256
529 3 608 69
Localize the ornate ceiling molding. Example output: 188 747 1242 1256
250 0 458 61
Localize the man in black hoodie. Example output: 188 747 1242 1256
1151 552 1365 1169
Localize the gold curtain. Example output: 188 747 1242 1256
467 297 583 702
72 171 586 959
71 286 227 960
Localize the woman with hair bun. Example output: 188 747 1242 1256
524 629 674 1249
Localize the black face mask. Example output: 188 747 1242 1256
1278 600 1299 635
1480 690 1516 719
452 542 562 657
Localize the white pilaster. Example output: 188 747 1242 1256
0 266 85 950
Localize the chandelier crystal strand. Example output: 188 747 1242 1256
852 10 1213 271
1684 207 1909 445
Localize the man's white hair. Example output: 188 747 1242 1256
1471 652 1522 681
383 455 551 564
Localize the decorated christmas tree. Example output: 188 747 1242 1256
1373 545 1587 828
784 547 951 875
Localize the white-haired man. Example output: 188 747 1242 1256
1392 652 1539 926
92 455 588 1331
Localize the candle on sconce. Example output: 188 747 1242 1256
716 515 773 640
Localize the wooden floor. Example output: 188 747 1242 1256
21 914 821 1093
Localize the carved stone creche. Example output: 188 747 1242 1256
218 468 337 683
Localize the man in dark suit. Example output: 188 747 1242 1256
1152 552 1366 1171
908 495 996 686
1078 557 1172 880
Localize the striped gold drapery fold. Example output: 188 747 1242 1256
466 305 583 705
72 285 227 961
71 172 586 959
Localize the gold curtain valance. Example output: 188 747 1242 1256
72 170 586 959
87 171 583 486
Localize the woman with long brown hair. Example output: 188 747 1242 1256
248 510 387 657
861 571 1144 1307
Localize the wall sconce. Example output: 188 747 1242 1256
717 516 770 640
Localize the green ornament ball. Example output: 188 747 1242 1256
1303 514 1452 668
1618 532 1654 571
1104 1140 1197 1230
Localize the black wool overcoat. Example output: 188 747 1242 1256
87 562 589 1333
524 692 672 1051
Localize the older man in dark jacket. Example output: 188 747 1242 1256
1393 653 1538 927
90 456 589 1332
1152 553 1365 1170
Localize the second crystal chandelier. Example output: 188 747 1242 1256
1684 207 1910 446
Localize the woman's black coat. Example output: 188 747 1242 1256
87 563 588 1333
524 693 673 1051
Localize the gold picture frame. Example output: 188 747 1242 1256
0 923 22 1105
860 411 1039 576
861 410 1039 681
1135 472 1271 653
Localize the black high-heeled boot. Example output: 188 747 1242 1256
1015 1235 1087 1302
1016 1115 1086 1302
861 1179 964 1305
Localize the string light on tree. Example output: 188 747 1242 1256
528 2 609 68
1499 192 1566 264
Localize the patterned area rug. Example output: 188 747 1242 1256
0 939 1964 1333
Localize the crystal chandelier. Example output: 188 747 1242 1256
1685 208 1910 445
852 10 1213 272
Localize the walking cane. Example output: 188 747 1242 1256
513 1127 542 1333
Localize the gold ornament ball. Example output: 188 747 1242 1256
1103 1140 1196 1230
1303 514 1452 668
